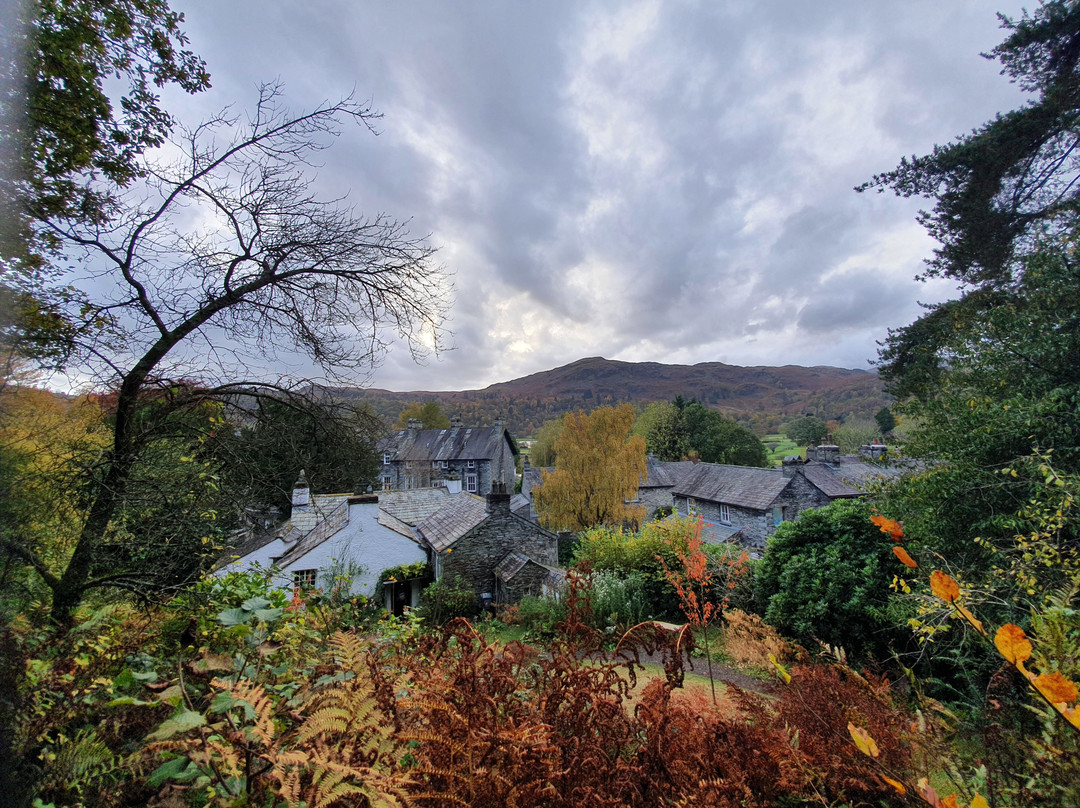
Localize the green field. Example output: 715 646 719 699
762 434 804 466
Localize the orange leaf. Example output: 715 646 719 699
1034 671 1079 704
955 603 985 635
995 624 1032 666
930 570 960 603
847 722 880 758
881 775 906 795
940 795 959 808
871 514 904 540
893 546 918 568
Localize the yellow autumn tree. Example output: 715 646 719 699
533 404 646 531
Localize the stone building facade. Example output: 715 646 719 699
377 420 517 495
671 459 860 549
418 488 560 602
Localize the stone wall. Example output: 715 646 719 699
439 494 558 596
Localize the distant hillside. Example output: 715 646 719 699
334 357 890 436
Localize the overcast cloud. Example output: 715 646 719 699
153 0 1030 391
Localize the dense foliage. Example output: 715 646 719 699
534 404 647 531
757 500 902 659
633 398 770 466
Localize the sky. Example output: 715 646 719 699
144 1 1031 391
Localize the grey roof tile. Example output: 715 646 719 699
674 463 792 510
378 426 517 464
417 493 488 552
800 464 862 498
378 488 449 525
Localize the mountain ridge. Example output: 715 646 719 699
335 356 888 435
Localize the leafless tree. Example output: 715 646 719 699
10 84 449 622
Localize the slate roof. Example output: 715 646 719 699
799 465 861 498
826 459 922 489
275 497 351 568
510 493 530 513
641 459 697 488
522 466 549 491
674 464 792 510
378 426 517 463
493 551 530 581
377 488 448 525
699 521 744 544
416 493 488 552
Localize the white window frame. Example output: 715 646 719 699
719 503 731 524
383 453 392 465
465 474 478 493
382 475 392 491
293 569 318 590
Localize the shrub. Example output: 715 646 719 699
514 593 567 638
416 576 478 625
755 499 900 659
589 570 651 631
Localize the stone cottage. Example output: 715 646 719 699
377 418 518 495
671 458 861 548
417 485 562 605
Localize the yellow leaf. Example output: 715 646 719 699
971 794 990 808
847 722 880 758
768 653 791 684
994 624 1032 666
1034 671 1079 705
893 546 918 568
930 570 960 603
882 775 906 795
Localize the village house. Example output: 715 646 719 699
670 458 861 548
417 484 562 605
377 417 518 494
221 472 561 612
217 471 430 612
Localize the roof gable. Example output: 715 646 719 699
417 493 488 552
378 426 516 463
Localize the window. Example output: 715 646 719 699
465 474 478 493
293 569 317 590
719 503 731 524
382 475 392 490
771 506 785 527
466 459 476 469
383 453 392 464
431 481 443 488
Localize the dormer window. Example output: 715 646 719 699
383 453 392 465
466 459 476 469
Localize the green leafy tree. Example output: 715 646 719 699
682 401 769 467
861 1 1080 398
217 395 382 513
833 417 880 454
782 414 828 446
756 499 901 659
2 0 210 364
874 406 896 436
396 400 450 430
632 401 688 461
